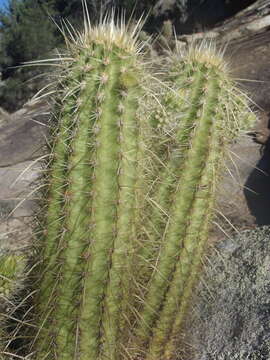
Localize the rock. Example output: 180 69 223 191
0 160 41 200
190 227 270 360
0 99 49 254
153 0 176 17
0 218 33 254
246 15 270 32
0 160 42 253
216 135 259 234
0 99 49 167
228 34 270 113
0 107 11 127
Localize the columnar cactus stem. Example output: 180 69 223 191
34 54 98 359
163 207 213 360
146 97 221 358
138 65 207 287
100 77 142 360
133 44 255 359
32 20 147 360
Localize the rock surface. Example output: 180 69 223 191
190 227 270 360
0 100 49 167
0 100 49 254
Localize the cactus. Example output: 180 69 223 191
0 254 26 311
132 43 255 360
0 253 26 359
30 17 150 360
5 14 254 360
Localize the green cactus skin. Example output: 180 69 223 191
137 64 207 288
0 254 26 360
32 21 147 360
132 44 255 360
0 254 26 307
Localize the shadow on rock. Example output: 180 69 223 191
244 117 270 225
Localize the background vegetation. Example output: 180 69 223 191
0 0 254 111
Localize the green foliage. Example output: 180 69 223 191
0 0 156 111
0 0 57 110
0 0 55 64
0 69 44 111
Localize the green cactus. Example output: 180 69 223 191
31 19 150 360
0 253 26 359
17 14 255 360
132 43 255 360
0 254 26 310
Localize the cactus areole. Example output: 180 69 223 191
32 20 146 360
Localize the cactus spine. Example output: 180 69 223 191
32 19 147 360
132 44 255 360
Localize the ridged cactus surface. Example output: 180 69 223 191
132 44 255 360
32 19 147 360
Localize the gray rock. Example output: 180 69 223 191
0 100 49 167
0 107 11 127
0 160 41 200
216 135 260 233
191 227 270 360
0 160 42 253
0 100 49 254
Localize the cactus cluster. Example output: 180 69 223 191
1 12 255 360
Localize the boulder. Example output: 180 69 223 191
190 227 270 360
0 100 49 254
0 100 49 167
